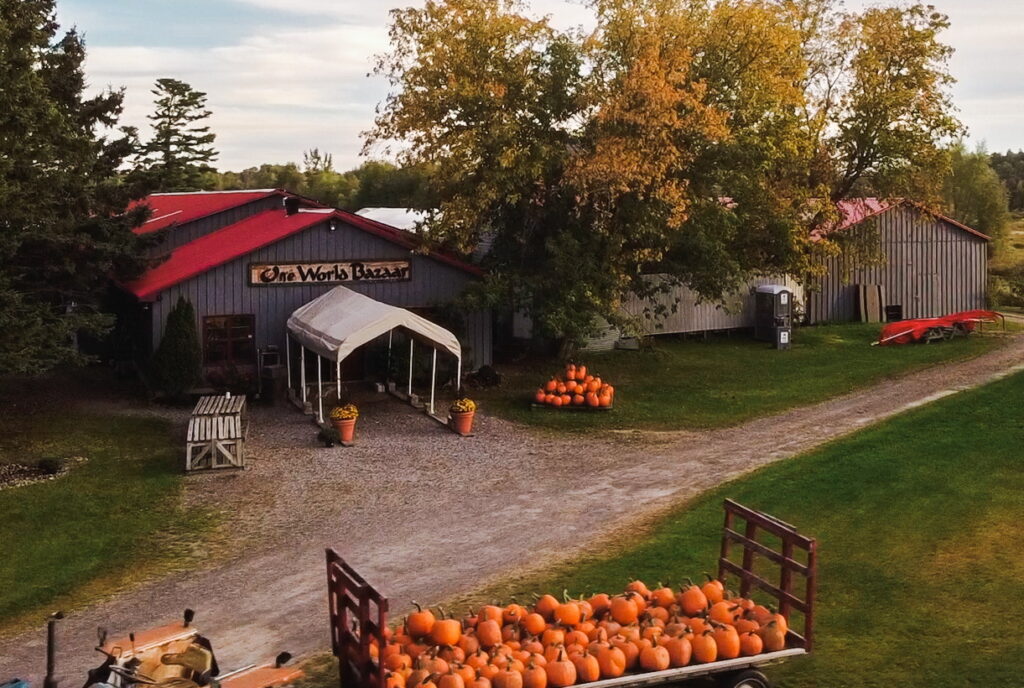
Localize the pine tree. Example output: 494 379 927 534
139 78 218 191
0 0 150 375
150 296 202 398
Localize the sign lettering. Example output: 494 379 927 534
249 260 411 286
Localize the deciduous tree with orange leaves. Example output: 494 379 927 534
367 0 961 348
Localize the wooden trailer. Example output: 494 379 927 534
326 499 817 688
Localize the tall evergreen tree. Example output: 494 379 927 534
150 296 202 398
0 0 149 375
139 78 218 191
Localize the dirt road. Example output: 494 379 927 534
3 336 1022 683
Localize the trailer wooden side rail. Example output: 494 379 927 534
718 499 818 651
327 550 388 688
327 500 817 688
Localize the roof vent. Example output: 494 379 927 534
284 197 300 215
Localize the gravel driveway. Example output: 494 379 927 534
3 336 1023 683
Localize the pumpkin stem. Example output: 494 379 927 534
412 601 423 613
681 577 695 588
703 573 716 583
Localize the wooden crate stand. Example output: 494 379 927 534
186 395 248 471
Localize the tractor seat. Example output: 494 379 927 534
161 645 214 675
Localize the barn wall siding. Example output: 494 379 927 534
148 216 491 369
623 275 804 335
807 206 988 323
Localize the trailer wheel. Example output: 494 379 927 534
719 669 771 688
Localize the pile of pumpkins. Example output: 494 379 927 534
533 363 615 408
377 577 790 688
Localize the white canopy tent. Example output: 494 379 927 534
285 286 462 423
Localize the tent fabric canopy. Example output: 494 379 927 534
287 286 461 365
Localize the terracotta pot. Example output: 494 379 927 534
450 410 475 435
331 418 357 443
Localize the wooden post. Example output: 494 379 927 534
429 348 437 415
300 345 307 405
408 338 414 397
317 354 324 424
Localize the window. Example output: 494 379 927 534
203 315 255 365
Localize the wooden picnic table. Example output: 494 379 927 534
186 394 248 471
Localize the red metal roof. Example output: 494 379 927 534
125 207 481 300
130 190 282 234
823 198 990 241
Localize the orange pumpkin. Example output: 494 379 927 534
544 650 576 688
576 365 587 380
569 652 599 683
609 596 639 625
459 634 481 656
438 646 466 664
761 621 786 652
679 585 708 616
522 663 547 688
522 613 547 637
503 604 526 625
595 645 626 679
663 636 691 667
535 595 560 620
454 665 477 684
492 669 522 688
544 379 557 393
477 620 502 649
571 394 584 406
690 631 717 664
386 654 413 672
551 395 564 407
471 678 491 688
387 673 407 688
534 389 546 404
740 631 763 657
598 393 612 407
708 601 740 626
770 613 789 635
638 645 670 672
554 602 581 627
408 604 437 638
700 576 725 604
541 628 565 648
650 587 676 609
439 671 466 688
585 392 599 407
432 620 463 648
560 394 571 406
610 638 638 670
712 625 740 660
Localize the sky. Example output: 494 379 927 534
57 0 1024 172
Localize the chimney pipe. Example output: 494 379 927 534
284 197 300 215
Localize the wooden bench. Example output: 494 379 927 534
186 394 248 471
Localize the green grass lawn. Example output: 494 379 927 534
0 403 213 629
477 323 1010 432
483 368 1024 687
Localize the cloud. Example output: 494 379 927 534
78 0 1023 171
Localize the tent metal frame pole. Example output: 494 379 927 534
317 354 324 424
408 338 414 397
337 359 341 398
386 330 393 384
300 345 307 405
429 348 437 415
285 334 292 392
456 357 462 395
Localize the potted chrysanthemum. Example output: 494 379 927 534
329 403 359 443
449 396 477 435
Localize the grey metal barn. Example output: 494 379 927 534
806 200 989 323
124 190 491 387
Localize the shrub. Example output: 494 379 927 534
150 296 202 399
